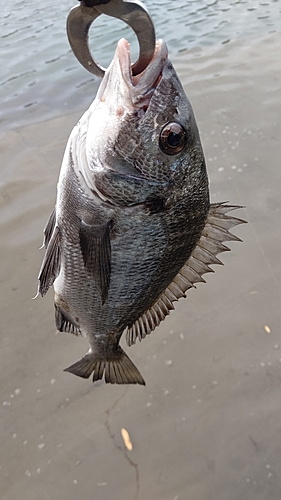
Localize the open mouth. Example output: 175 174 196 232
95 38 168 118
116 38 168 108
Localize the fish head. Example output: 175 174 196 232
76 38 208 205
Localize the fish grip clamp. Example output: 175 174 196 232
67 0 156 78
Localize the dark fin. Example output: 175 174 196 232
43 207 56 248
79 220 112 304
64 347 145 385
55 304 81 336
126 202 246 346
38 226 61 296
126 290 176 346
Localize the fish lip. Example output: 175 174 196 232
116 38 168 101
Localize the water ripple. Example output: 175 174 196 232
0 70 36 87
0 0 280 132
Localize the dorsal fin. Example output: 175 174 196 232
126 202 246 346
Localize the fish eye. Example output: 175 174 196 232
159 122 187 155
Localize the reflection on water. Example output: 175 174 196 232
0 0 280 132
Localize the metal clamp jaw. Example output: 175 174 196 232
67 0 156 78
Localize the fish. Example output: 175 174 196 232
38 38 245 386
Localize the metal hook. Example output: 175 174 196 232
67 0 156 78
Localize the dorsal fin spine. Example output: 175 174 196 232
125 203 246 347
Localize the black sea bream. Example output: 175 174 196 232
38 38 244 385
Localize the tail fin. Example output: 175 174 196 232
64 347 145 386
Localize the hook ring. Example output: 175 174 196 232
67 0 156 78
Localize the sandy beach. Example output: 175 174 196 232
1 31 281 500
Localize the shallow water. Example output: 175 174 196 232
0 0 280 132
1 2 281 500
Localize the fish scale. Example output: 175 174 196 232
38 38 245 386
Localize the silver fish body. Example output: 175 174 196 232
38 39 244 385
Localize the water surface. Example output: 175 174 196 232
0 0 280 131
1 2 281 499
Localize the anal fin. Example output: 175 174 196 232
55 304 81 336
64 347 145 385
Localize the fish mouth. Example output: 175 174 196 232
98 38 168 112
117 38 168 89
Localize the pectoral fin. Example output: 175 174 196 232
38 226 61 296
79 220 112 304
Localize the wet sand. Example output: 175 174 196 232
1 32 281 499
